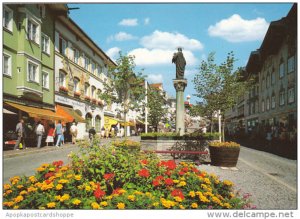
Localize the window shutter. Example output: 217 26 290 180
55 31 60 52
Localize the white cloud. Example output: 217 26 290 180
128 48 198 66
140 30 204 51
107 32 137 42
144 18 150 25
119 18 138 26
106 47 121 60
208 14 269 42
147 74 163 83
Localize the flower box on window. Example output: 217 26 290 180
74 91 81 97
59 86 68 92
97 100 104 106
92 98 97 104
84 96 91 101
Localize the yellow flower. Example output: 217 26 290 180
179 204 185 209
152 202 159 207
74 175 82 180
72 199 81 205
229 193 235 198
58 179 69 184
47 202 56 208
27 187 37 193
201 184 208 190
199 194 210 203
55 195 61 201
3 201 15 207
10 176 20 182
203 178 211 185
20 190 28 195
39 207 46 210
55 172 62 178
42 163 50 168
223 180 233 186
174 196 183 202
215 179 220 184
85 185 91 191
212 196 222 205
5 190 12 195
145 192 152 197
36 167 45 172
189 191 196 198
177 181 186 187
60 166 68 171
56 184 63 190
13 205 19 209
91 202 100 209
127 195 135 201
117 202 125 209
160 198 176 209
49 167 55 171
60 194 70 202
191 202 198 209
100 201 108 207
105 195 113 200
133 191 143 195
17 185 24 190
223 203 232 209
14 195 24 203
173 180 180 184
4 184 11 190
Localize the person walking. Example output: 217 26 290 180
70 122 78 144
14 119 26 150
35 121 45 148
45 124 55 146
89 126 96 147
54 120 63 148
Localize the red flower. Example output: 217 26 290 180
191 167 199 173
165 170 171 176
198 172 206 178
179 171 185 176
165 178 174 186
171 189 185 200
181 167 189 172
158 160 177 170
155 175 164 181
104 173 115 181
94 184 106 199
152 180 160 187
45 179 52 185
44 172 54 179
112 188 123 195
138 169 150 178
52 160 64 167
140 160 148 165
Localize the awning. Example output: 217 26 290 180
56 104 85 123
5 102 65 121
120 121 135 127
4 108 17 115
104 116 118 129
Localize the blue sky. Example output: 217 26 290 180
68 3 293 104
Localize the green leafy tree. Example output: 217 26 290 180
100 52 145 136
193 52 252 140
147 88 167 132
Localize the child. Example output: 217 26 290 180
45 124 55 146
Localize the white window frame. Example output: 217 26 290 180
287 56 295 74
59 35 67 56
91 61 96 74
84 55 90 70
74 49 80 65
42 71 49 89
266 97 270 111
279 62 285 78
27 60 39 83
59 71 66 87
279 90 285 106
84 83 90 96
27 17 40 45
288 87 295 104
3 53 12 76
261 100 265 112
271 71 275 85
97 65 102 77
91 86 96 98
271 95 276 109
41 33 50 55
73 78 79 92
3 6 13 32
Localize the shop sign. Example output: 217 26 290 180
55 95 85 109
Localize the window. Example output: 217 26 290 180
91 62 96 74
279 62 285 78
74 49 80 65
261 77 265 91
27 19 39 44
266 97 270 111
97 65 102 77
3 6 13 31
41 34 50 54
73 78 79 92
84 83 90 96
271 71 275 85
59 71 66 87
91 86 96 98
271 95 276 109
266 73 270 88
3 54 12 76
287 56 295 73
59 35 67 56
84 55 90 70
38 5 46 18
42 72 49 88
261 100 265 112
85 113 92 132
279 90 285 106
288 87 295 104
28 61 39 82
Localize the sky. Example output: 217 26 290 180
68 2 293 104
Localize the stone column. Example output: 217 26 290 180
173 79 187 136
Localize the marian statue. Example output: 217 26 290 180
172 47 186 79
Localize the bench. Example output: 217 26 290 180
144 150 209 160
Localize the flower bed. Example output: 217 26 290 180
3 144 253 209
141 132 220 140
113 139 141 151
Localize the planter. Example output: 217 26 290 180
209 146 240 167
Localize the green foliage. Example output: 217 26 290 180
147 88 167 131
193 52 250 117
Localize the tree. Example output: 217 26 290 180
193 52 252 141
147 88 167 132
100 52 145 136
